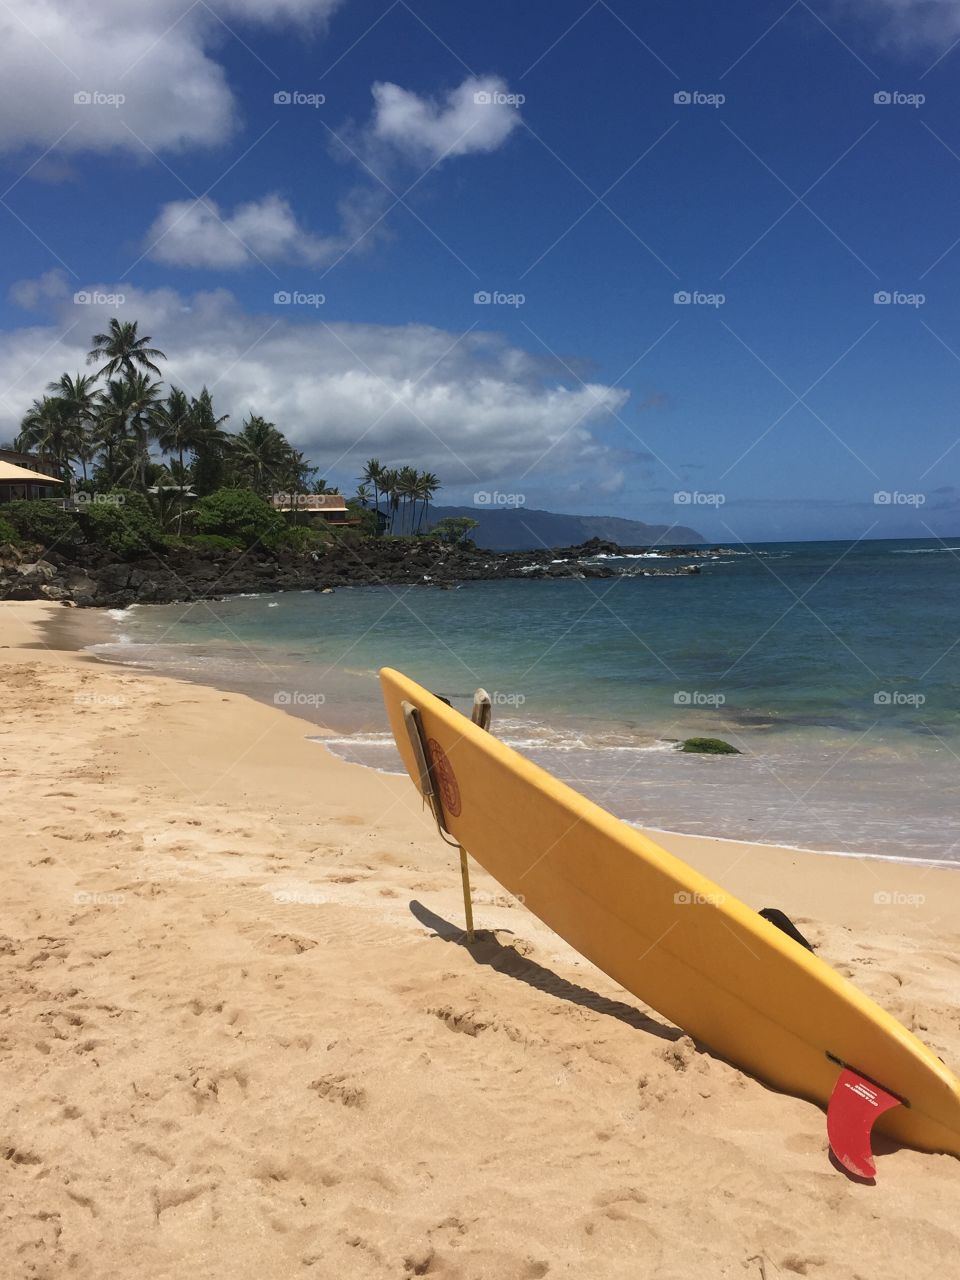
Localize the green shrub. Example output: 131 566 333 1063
324 524 365 546
0 516 19 545
186 533 243 553
431 515 478 545
194 488 284 549
3 500 81 550
279 525 324 553
345 499 382 538
77 495 164 558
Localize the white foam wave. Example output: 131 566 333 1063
891 546 960 554
634 823 960 868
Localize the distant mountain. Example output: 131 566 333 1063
428 505 704 551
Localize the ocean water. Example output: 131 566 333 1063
90 538 960 863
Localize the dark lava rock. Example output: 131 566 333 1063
0 534 708 610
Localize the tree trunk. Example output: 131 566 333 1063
178 444 185 533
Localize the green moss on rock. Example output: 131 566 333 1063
679 737 740 755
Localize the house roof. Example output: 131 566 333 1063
0 461 64 484
270 493 348 512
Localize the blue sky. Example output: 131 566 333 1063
2 0 960 541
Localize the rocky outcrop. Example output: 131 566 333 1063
0 536 720 610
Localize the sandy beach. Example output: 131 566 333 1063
2 600 959 1280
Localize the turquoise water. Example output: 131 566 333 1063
94 538 960 862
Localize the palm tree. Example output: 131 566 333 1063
93 379 139 486
379 467 400 533
231 414 293 494
74 435 98 485
396 465 419 535
154 388 194 477
415 470 440 532
123 372 164 490
16 396 76 478
87 318 166 381
46 372 98 479
355 482 372 507
360 458 384 522
277 447 318 499
154 388 196 530
188 387 230 496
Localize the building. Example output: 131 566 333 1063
146 484 198 500
0 451 64 503
270 492 360 527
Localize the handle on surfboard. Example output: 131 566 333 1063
402 700 446 829
826 1066 903 1178
402 698 476 942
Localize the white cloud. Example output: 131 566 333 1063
840 0 960 47
370 75 523 163
0 0 342 156
1 275 628 489
144 195 342 269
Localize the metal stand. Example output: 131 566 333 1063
458 847 475 941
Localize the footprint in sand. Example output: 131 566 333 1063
780 1253 827 1275
2 1145 43 1167
428 1006 490 1036
783 1131 825 1156
309 1074 368 1109
260 933 318 955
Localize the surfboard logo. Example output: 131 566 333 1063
427 738 462 818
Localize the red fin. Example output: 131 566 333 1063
827 1067 902 1179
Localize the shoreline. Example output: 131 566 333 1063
77 599 960 867
30 598 960 888
2 599 959 1277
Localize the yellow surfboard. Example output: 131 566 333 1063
380 667 960 1167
